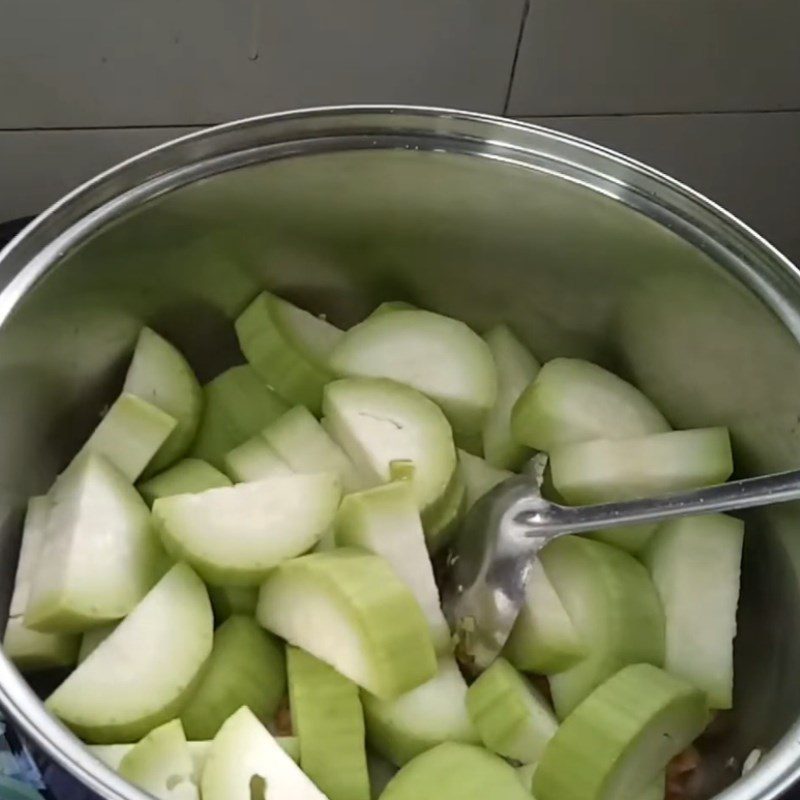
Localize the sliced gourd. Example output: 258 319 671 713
483 325 540 470
504 559 584 674
263 405 364 492
533 664 707 800
89 743 134 771
45 563 213 743
201 706 328 800
362 657 478 766
89 736 300 774
154 473 341 585
236 291 342 414
287 646 370 800
4 496 79 669
511 358 669 452
207 585 259 621
335 480 451 653
77 394 177 482
3 617 79 672
380 742 532 800
329 309 497 445
323 378 457 529
123 327 203 476
78 622 117 663
541 536 664 718
258 549 437 698
138 458 231 506
458 449 513 510
190 365 289 470
118 719 197 800
223 436 293 483
180 615 286 740
549 427 733 552
424 467 468 554
26 455 163 633
466 658 558 763
644 514 743 709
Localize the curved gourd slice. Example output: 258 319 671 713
154 473 341 585
380 742 532 800
482 325 540 470
511 358 669 452
138 458 231 505
330 309 496 444
362 657 478 766
123 327 203 475
533 665 706 800
257 549 436 699
45 563 213 743
541 537 665 718
236 291 342 414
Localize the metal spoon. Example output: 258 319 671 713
442 458 800 671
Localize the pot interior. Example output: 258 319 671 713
1 113 800 799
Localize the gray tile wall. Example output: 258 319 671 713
1 0 798 263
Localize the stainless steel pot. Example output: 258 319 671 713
1 106 799 800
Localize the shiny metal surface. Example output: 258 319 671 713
0 106 799 800
446 466 800 670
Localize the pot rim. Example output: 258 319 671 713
0 104 798 800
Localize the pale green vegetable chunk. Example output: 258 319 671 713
533 664 707 800
288 646 370 800
380 742 532 800
511 358 669 452
118 719 197 800
362 657 478 766
180 616 287 740
190 365 289 469
77 394 177 482
138 458 231 506
123 327 203 475
236 291 342 414
223 436 293 483
335 480 451 653
46 563 213 743
482 325 540 470
201 707 328 800
504 559 585 674
26 455 163 633
3 617 79 672
330 309 496 446
549 427 733 552
541 537 665 718
89 736 299 773
516 762 538 793
263 405 364 492
4 496 79 669
466 658 558 763
323 378 457 531
78 622 117 663
258 549 437 699
644 514 743 709
458 449 512 510
154 473 341 585
423 467 467 554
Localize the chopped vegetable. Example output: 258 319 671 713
122 327 203 475
533 664 707 800
288 646 370 800
154 473 341 585
138 458 230 505
258 549 437 698
466 657 558 763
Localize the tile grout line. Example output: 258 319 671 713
511 107 800 121
502 0 531 116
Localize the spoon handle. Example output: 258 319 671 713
516 468 800 536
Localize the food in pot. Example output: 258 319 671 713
2 296 743 800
